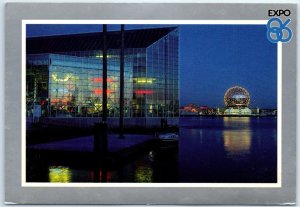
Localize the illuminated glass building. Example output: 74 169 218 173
26 27 179 119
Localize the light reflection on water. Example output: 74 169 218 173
223 130 251 160
49 166 72 183
223 116 250 127
178 116 277 183
222 117 251 160
134 165 153 182
28 117 277 183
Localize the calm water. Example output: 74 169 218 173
27 117 277 183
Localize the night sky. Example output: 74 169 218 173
27 24 277 108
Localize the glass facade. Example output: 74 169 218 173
26 27 179 118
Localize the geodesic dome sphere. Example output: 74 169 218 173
224 86 250 107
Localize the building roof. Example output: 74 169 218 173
27 27 177 54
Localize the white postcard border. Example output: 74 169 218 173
21 19 281 188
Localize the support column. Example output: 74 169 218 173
119 24 125 138
102 24 108 123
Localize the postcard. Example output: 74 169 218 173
5 3 297 205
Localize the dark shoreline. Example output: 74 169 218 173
180 114 277 117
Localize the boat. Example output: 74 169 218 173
155 133 179 152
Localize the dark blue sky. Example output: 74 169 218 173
27 24 277 108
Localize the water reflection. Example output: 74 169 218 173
134 162 153 183
223 131 251 159
223 116 250 127
134 159 154 183
26 117 277 183
49 166 72 183
223 117 251 160
90 168 112 182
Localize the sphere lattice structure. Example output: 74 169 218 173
224 86 250 107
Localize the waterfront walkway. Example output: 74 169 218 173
27 134 156 166
27 134 154 152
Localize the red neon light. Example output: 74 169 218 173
92 78 113 83
93 78 102 83
135 90 153 95
93 88 102 95
50 99 68 103
106 89 113 94
93 88 113 95
51 99 59 103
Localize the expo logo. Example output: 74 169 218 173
266 18 292 43
268 9 291 17
266 9 292 43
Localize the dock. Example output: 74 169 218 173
27 134 158 168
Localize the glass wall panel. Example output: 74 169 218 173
26 27 179 118
144 28 179 117
26 55 50 117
